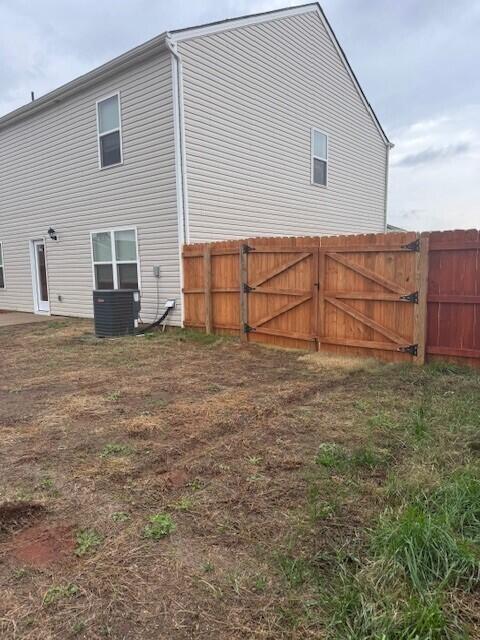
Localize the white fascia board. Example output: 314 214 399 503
169 2 391 147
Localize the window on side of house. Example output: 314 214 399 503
311 129 328 187
97 93 122 168
0 242 4 289
91 229 139 290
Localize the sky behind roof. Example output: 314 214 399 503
1 0 479 230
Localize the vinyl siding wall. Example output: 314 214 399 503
0 52 182 324
179 10 388 242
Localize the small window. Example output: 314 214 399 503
97 94 122 168
91 229 139 290
0 243 4 289
311 129 328 186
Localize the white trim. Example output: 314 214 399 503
311 127 328 187
0 241 5 290
383 144 390 232
29 239 51 314
96 91 124 170
169 3 390 147
169 4 318 42
90 226 142 291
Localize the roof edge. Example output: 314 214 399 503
0 32 167 131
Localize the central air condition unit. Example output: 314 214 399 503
93 289 141 337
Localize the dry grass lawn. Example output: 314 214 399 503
0 320 479 639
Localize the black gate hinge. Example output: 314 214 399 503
398 343 418 356
242 244 254 254
400 291 419 304
401 239 420 252
244 323 256 334
243 283 254 293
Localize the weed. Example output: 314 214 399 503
43 583 79 606
202 561 215 573
112 511 130 523
75 529 103 556
188 478 203 491
100 443 132 458
13 568 28 580
247 455 262 465
106 391 121 401
72 621 86 635
252 574 268 592
170 496 194 512
143 513 176 540
38 476 54 490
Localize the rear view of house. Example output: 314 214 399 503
0 3 391 324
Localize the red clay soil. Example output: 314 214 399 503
7 523 76 568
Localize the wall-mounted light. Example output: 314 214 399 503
47 227 58 241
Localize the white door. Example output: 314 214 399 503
32 240 50 313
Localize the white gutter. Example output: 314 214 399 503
166 34 189 246
166 34 189 326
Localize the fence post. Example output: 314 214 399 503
317 247 326 352
239 244 248 342
414 233 430 364
203 246 212 334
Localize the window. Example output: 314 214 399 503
91 229 139 290
311 129 328 186
0 243 4 289
96 93 122 168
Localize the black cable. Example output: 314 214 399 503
137 306 172 335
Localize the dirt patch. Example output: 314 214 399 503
8 523 76 568
0 502 45 537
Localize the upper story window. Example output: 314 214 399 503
0 242 4 288
91 228 139 290
311 129 328 187
96 93 123 168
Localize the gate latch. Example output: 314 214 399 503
400 291 419 304
243 283 254 293
398 344 418 356
244 323 255 334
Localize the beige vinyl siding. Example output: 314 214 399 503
179 10 387 242
0 52 181 324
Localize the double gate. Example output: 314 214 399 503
183 231 430 364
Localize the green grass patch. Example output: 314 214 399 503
43 583 79 606
100 443 132 458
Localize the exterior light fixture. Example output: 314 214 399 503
47 227 58 241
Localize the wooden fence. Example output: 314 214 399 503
183 229 480 366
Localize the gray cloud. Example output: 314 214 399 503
394 142 471 167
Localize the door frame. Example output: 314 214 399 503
30 239 51 314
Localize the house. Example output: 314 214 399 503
0 3 391 325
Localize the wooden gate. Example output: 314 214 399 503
237 232 429 362
317 233 428 363
240 244 319 350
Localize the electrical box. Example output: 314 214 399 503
93 289 141 337
153 265 161 278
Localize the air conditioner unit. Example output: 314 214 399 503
93 289 141 338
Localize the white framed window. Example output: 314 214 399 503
96 92 123 169
0 242 5 289
311 128 328 187
91 228 140 290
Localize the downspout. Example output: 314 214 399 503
166 34 189 244
384 142 394 232
166 33 189 326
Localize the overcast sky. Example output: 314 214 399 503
1 0 479 230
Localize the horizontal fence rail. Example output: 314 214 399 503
183 229 480 367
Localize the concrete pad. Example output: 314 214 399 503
0 311 52 327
